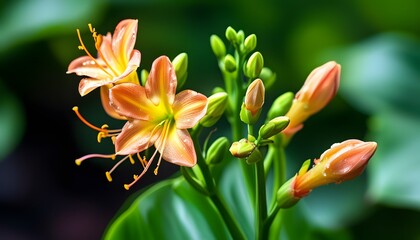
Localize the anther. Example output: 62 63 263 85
129 155 135 164
105 171 113 182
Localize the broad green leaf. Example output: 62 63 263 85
334 33 420 209
0 0 105 56
0 80 25 161
104 177 231 240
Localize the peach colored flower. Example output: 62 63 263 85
284 61 340 136
109 56 207 189
292 139 377 198
67 19 141 119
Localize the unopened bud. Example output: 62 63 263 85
140 69 149 86
172 53 188 89
224 54 237 72
244 34 257 53
259 116 290 139
284 61 341 136
276 178 300 208
225 26 237 43
236 30 245 45
292 140 377 199
206 137 230 164
210 35 226 60
245 52 264 78
229 139 256 158
245 147 263 164
267 92 294 120
259 67 276 89
200 92 228 127
240 79 265 124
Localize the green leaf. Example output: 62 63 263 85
103 178 231 240
0 80 25 161
334 33 420 209
0 0 105 55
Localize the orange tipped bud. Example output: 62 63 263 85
291 139 377 199
284 61 341 136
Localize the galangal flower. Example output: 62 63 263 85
67 19 141 119
75 56 207 190
283 61 340 136
277 139 377 208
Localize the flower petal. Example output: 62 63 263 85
100 86 126 120
78 78 111 96
173 90 208 129
109 83 161 121
157 127 196 167
115 119 161 155
112 19 138 65
67 56 110 80
145 56 177 106
98 33 122 71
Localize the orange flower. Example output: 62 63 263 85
292 139 377 198
109 56 207 189
283 61 340 136
276 139 377 208
67 19 141 119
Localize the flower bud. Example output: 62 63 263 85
259 67 276 89
210 34 226 60
266 92 294 121
172 53 188 89
284 61 341 136
206 137 230 164
244 52 264 78
140 69 149 86
276 178 300 208
291 139 377 199
240 79 265 124
236 30 245 45
225 26 237 43
245 147 263 164
259 116 290 139
229 139 256 158
224 54 237 72
200 92 228 127
244 34 257 53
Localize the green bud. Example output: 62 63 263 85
267 92 294 120
245 147 263 164
200 92 228 127
172 53 188 89
245 52 264 78
206 137 230 164
229 139 256 158
140 69 149 86
244 34 257 53
224 54 237 72
259 67 276 89
236 30 245 45
276 178 299 208
259 116 290 139
240 102 261 125
225 26 237 43
212 87 226 94
210 35 226 60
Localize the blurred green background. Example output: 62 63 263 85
1 0 420 239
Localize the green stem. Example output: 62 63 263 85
263 204 281 237
191 133 246 240
255 159 268 240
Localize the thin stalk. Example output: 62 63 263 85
255 159 267 240
191 133 246 240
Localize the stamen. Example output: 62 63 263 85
124 154 156 190
73 107 121 141
154 120 172 175
107 155 130 176
76 28 114 77
129 155 135 164
105 171 113 182
75 153 115 166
